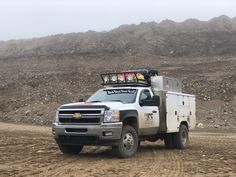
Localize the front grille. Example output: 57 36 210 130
59 117 100 124
59 110 101 115
58 109 104 124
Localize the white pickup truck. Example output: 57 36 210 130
52 69 196 158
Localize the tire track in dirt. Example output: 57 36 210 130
0 123 236 177
27 157 79 177
133 143 184 177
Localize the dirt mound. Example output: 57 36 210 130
0 15 236 59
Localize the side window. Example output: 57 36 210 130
139 89 151 104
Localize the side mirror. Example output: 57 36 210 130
79 98 84 102
152 95 160 106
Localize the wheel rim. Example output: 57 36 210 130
181 130 187 145
123 133 134 151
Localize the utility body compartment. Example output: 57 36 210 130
151 76 182 92
154 90 196 133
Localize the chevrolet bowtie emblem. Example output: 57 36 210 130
73 113 82 119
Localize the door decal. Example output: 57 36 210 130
144 113 154 125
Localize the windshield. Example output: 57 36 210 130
87 89 137 103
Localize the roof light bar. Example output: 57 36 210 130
101 69 158 86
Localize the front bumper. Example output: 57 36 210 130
52 122 122 146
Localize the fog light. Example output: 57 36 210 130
103 131 113 136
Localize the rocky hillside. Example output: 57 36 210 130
0 15 236 59
0 15 236 130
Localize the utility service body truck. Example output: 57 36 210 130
52 69 196 158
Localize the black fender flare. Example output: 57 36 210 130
120 110 139 132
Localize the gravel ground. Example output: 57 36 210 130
0 122 235 177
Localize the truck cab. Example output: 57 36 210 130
52 69 196 158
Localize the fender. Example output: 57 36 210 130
120 110 139 133
120 110 138 122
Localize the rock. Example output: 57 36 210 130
197 123 204 128
37 112 43 116
25 110 30 116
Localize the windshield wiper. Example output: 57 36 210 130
109 100 124 103
89 100 101 103
90 100 126 103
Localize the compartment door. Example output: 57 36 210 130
166 93 178 132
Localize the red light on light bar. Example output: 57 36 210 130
125 73 137 82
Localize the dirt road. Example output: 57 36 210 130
0 122 235 177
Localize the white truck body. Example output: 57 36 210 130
52 70 196 158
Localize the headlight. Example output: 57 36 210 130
104 110 120 122
55 110 59 123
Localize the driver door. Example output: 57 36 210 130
138 89 159 135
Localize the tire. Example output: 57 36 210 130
173 124 189 149
112 125 138 158
58 144 83 154
164 133 175 149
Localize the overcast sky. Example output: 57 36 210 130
0 0 235 41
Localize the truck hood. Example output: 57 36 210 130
59 101 129 110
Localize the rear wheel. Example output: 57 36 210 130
112 125 138 158
173 124 189 149
58 144 83 154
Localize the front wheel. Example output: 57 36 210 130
58 144 84 154
173 124 189 149
112 125 138 158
